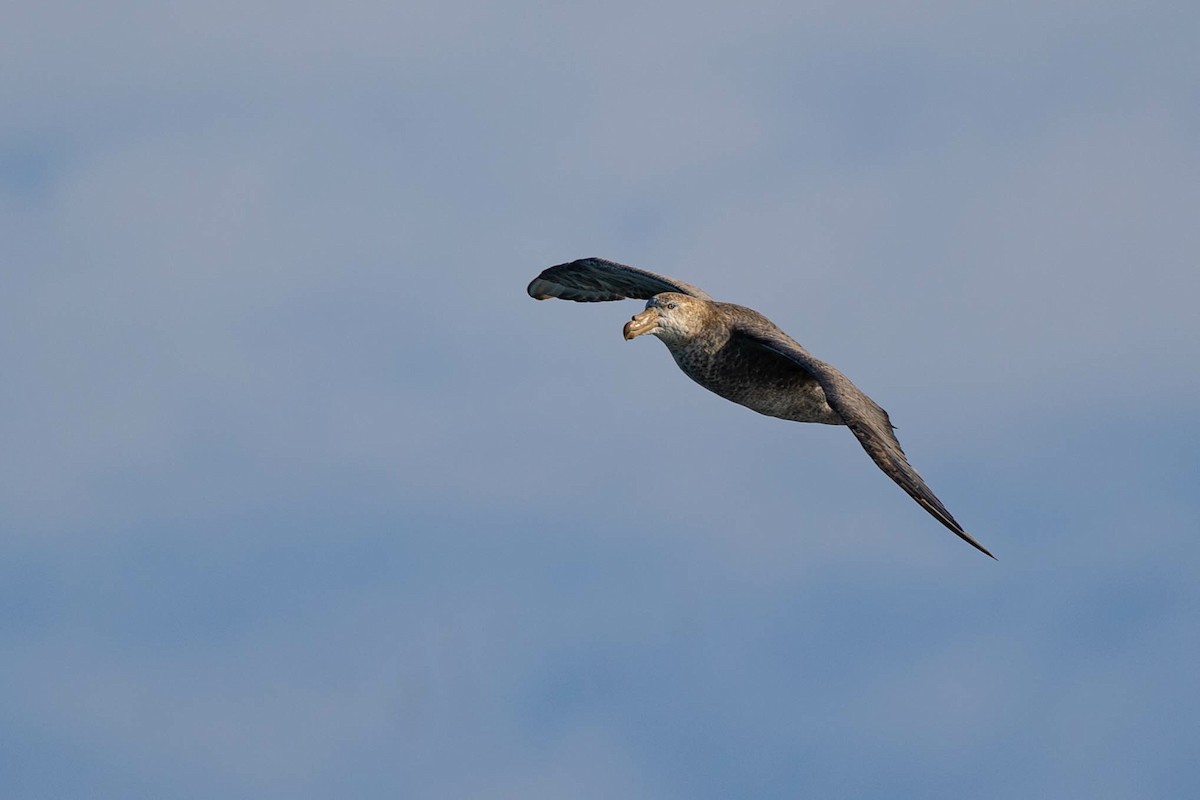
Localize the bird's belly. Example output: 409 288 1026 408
722 379 842 424
673 352 843 425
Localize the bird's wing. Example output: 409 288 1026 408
527 257 713 302
734 322 995 559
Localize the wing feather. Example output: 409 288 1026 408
735 323 995 559
527 257 713 302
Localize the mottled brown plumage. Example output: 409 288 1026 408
528 257 994 558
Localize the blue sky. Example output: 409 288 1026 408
2 1 1198 797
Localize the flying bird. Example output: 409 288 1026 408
528 257 994 558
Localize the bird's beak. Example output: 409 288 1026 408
623 308 659 340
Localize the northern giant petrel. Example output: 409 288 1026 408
528 257 994 559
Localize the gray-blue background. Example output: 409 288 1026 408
3 2 1198 797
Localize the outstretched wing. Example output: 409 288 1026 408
736 323 995 559
527 257 713 302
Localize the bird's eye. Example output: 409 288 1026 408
666 301 678 310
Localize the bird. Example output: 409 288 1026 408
527 257 994 558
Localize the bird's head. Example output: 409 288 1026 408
622 293 710 346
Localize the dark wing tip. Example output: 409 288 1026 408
905 468 996 559
525 258 634 303
526 277 555 300
526 257 712 303
528 259 601 299
840 412 996 559
885 449 995 559
955 527 997 559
